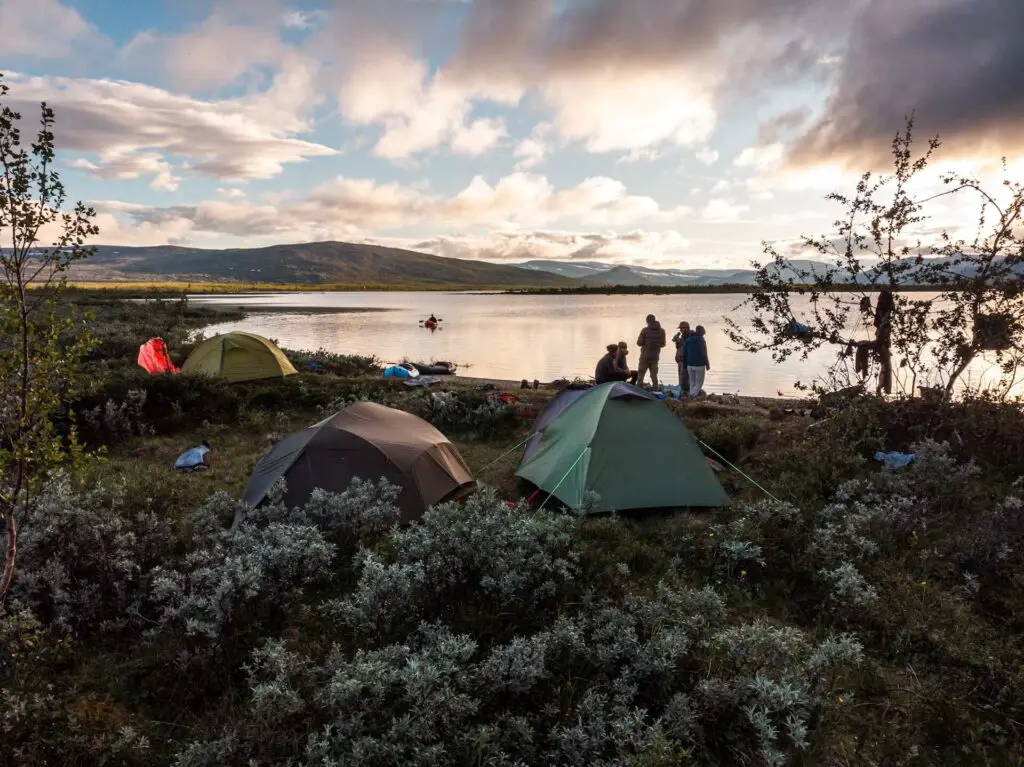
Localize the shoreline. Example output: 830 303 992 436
191 303 393 315
397 373 809 408
181 293 812 404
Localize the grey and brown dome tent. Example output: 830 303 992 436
516 382 729 513
240 401 476 522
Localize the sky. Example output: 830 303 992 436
1 0 1022 269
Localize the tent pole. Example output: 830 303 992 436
536 446 589 514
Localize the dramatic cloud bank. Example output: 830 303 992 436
0 0 1021 266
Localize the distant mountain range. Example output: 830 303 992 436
55 241 1023 289
516 256 1024 287
515 259 816 286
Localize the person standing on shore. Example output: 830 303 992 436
672 321 691 392
684 325 710 397
636 314 666 388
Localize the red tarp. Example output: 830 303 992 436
138 337 179 375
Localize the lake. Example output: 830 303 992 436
187 291 1011 399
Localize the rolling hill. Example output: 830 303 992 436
69 242 577 288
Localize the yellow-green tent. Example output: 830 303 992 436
182 332 297 383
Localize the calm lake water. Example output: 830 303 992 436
187 291 1009 399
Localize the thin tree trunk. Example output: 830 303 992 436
943 353 975 402
0 514 15 601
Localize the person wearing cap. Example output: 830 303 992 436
635 313 666 387
672 321 692 392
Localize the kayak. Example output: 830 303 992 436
423 320 439 329
412 361 455 376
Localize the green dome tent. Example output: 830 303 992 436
182 332 297 383
516 382 729 513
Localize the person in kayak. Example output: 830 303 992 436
427 314 437 323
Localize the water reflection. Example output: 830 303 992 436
187 291 1016 399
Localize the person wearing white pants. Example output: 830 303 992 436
683 325 710 397
687 364 706 397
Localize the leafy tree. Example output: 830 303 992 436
726 119 1024 401
0 74 97 600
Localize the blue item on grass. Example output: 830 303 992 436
175 444 210 470
874 450 915 470
383 363 419 379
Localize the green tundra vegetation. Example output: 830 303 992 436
2 74 1024 766
1 291 1022 766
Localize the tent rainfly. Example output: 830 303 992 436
516 382 729 513
137 337 179 375
240 401 476 523
182 332 297 383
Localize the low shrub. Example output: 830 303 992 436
690 414 767 464
12 477 174 637
174 585 862 767
419 390 520 439
70 371 245 441
324 488 581 644
285 347 381 378
81 388 155 442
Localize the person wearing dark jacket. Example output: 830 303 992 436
636 314 666 387
595 344 628 384
683 325 710 396
672 321 691 392
616 341 639 385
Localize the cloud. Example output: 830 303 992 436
285 0 857 163
451 0 849 84
701 199 750 223
514 123 552 170
68 150 180 191
791 0 1024 167
90 171 673 244
0 0 105 58
121 1 297 92
4 71 336 186
451 117 508 157
336 44 509 160
538 67 716 154
447 0 855 155
413 229 691 264
164 20 287 91
734 143 785 172
282 9 325 30
757 108 810 145
696 147 719 165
